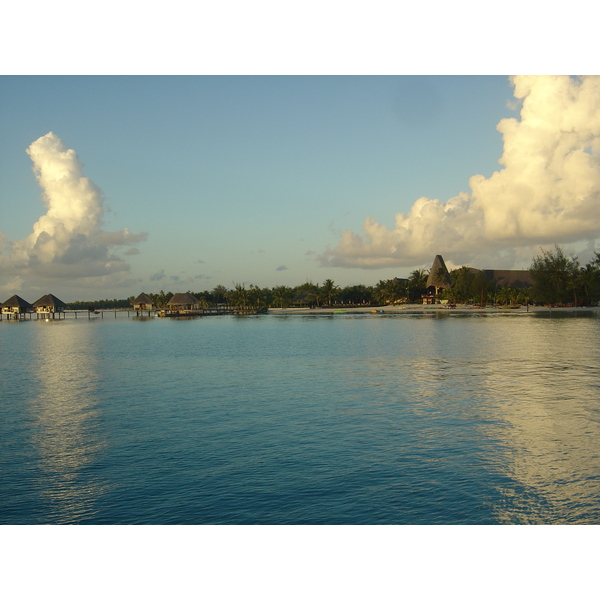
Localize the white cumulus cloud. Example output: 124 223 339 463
0 132 147 291
319 75 600 269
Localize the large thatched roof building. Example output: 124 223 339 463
1 295 34 318
167 293 201 312
425 255 451 295
424 254 534 302
132 293 155 311
481 269 533 288
33 294 67 314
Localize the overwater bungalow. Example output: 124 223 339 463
33 293 67 319
132 293 155 315
1 295 34 319
165 292 202 315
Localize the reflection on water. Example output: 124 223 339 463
334 313 600 524
479 316 600 523
3 312 600 524
29 322 109 523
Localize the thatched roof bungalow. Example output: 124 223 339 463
423 254 536 303
424 255 451 301
167 292 201 312
1 295 34 318
132 293 155 311
33 293 67 315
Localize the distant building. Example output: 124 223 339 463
132 293 155 312
167 292 201 313
1 295 34 319
33 293 67 318
424 255 452 302
481 269 533 289
424 255 534 303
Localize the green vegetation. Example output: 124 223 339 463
438 267 495 305
66 298 135 310
529 245 600 307
65 246 600 309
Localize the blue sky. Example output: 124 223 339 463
0 76 509 298
1 74 599 301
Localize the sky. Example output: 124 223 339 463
1 74 599 302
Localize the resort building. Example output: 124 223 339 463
33 293 67 319
132 293 155 314
424 255 452 303
1 295 34 319
167 292 202 313
481 269 534 289
423 254 534 303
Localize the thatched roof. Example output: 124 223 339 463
33 293 66 308
168 292 200 306
132 293 154 305
426 255 451 289
483 270 533 289
1 295 33 310
424 255 534 291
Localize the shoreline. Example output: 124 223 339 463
268 305 600 315
3 305 598 322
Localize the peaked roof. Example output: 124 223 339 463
1 294 33 309
33 293 66 308
426 255 451 289
132 293 154 305
168 292 200 306
423 254 535 291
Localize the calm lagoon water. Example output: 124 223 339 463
1 311 599 524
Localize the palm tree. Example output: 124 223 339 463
374 280 389 305
322 279 340 307
389 278 407 304
248 284 263 309
272 285 293 309
230 283 248 309
496 286 513 306
448 266 474 304
339 284 372 305
212 285 230 307
297 282 322 307
374 279 405 305
408 269 428 302
156 290 171 307
309 284 322 307
576 264 597 306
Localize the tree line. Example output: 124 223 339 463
431 246 600 306
66 246 600 309
529 245 600 306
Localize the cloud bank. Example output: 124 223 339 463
0 132 147 293
319 76 600 269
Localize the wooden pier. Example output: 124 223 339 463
0 307 256 320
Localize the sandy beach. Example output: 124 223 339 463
268 304 600 315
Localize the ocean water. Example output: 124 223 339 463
1 311 599 525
